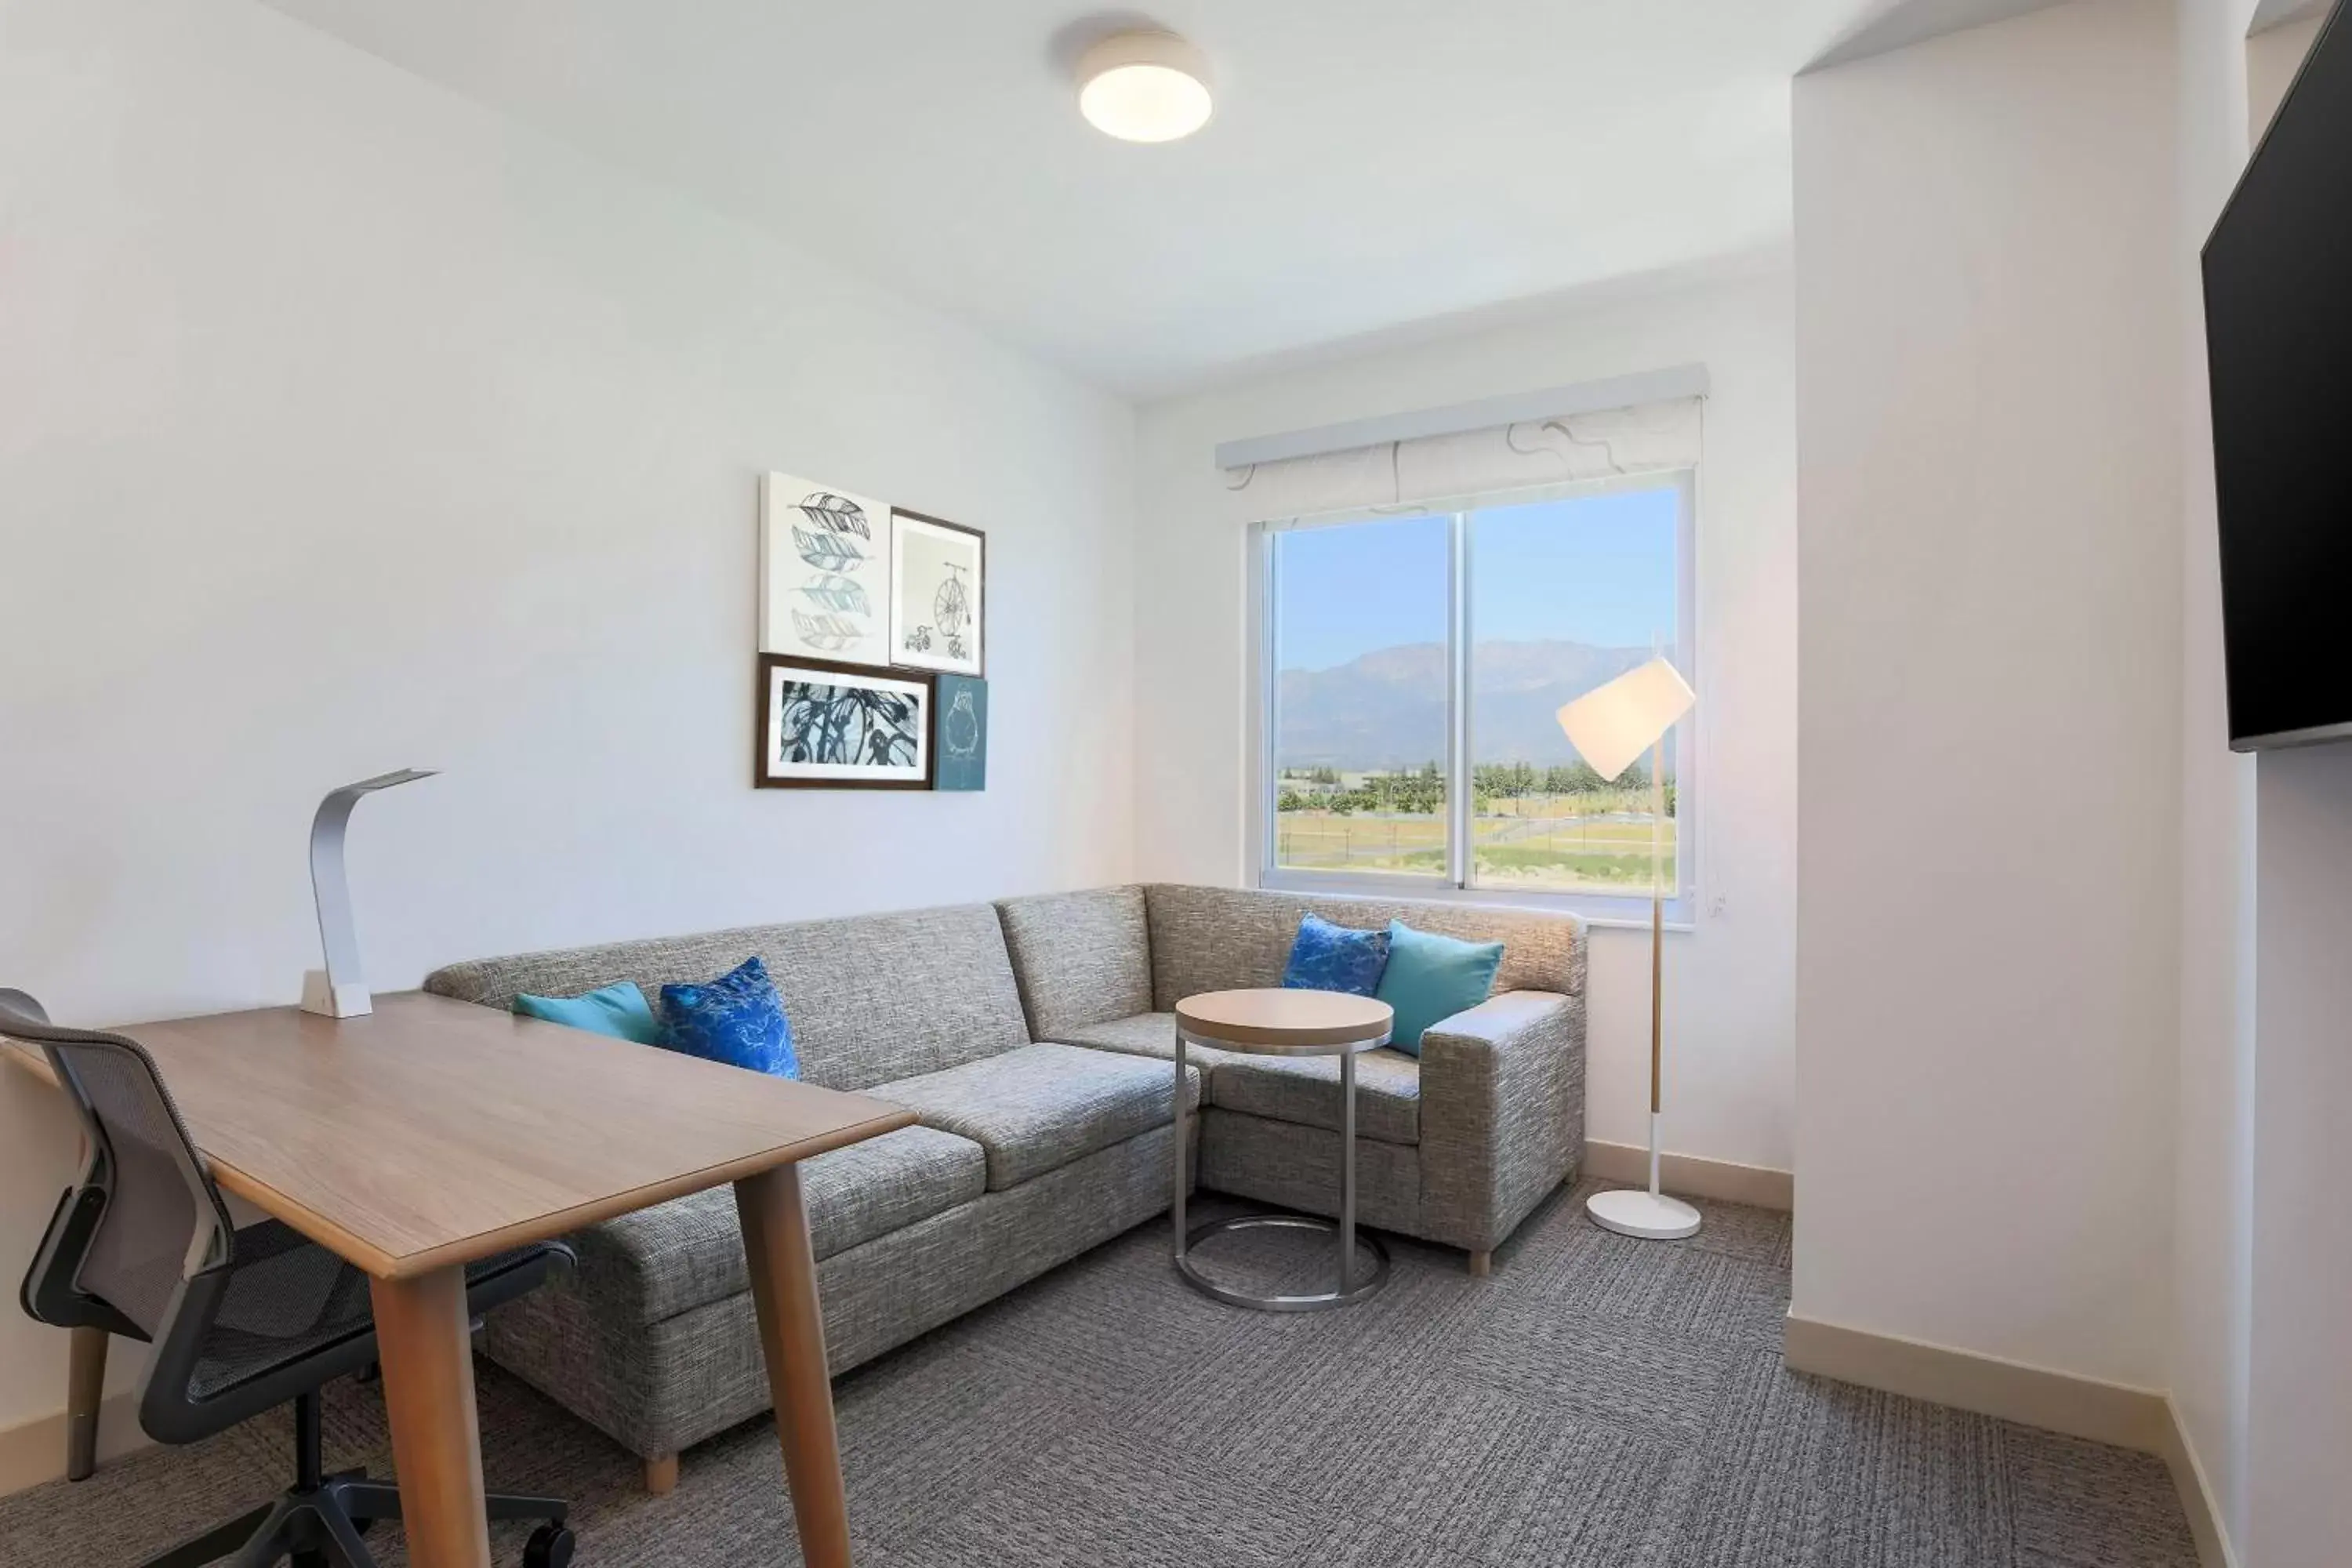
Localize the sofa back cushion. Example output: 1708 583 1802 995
1142 884 1584 1011
423 902 1029 1093
993 886 1154 1038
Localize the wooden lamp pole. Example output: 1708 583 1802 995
1650 734 1664 1135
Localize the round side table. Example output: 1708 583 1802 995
1171 988 1395 1311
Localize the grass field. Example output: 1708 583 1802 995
1275 794 1676 894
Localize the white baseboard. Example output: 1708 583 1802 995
1783 1310 2167 1449
0 1390 151 1499
2157 1396 2240 1568
1784 1312 2237 1568
1583 1140 1793 1210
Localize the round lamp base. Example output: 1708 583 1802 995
1587 1187 1702 1240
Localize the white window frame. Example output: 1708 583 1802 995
1247 468 1699 929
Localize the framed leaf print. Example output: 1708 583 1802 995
760 474 891 666
757 655 935 789
888 510 985 676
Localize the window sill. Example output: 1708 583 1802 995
1583 915 1697 935
1257 869 1695 931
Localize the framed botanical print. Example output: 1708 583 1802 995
756 655 935 789
760 474 892 667
888 510 985 676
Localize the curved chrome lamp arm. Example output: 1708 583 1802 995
300 769 436 1018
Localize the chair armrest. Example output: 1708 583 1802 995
1415 989 1586 1253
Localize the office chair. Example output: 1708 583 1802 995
4 991 579 1568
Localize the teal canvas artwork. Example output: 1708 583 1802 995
934 674 987 791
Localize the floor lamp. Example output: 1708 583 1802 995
1555 656 1699 1240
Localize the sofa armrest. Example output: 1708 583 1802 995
1414 989 1586 1254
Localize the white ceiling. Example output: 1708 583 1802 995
1806 0 2070 70
261 0 1985 398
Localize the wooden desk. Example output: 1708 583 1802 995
3 992 916 1568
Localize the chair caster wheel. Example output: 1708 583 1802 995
524 1523 575 1568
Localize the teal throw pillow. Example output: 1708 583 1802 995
512 981 662 1045
659 956 799 1079
1280 913 1391 996
1374 921 1504 1055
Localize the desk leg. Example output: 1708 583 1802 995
65 1325 107 1481
735 1165 852 1568
368 1268 490 1568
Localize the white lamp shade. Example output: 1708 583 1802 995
1554 657 1695 782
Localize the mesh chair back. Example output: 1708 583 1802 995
1 1004 230 1338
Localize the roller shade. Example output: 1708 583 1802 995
1221 394 1704 527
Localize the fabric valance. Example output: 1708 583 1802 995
1221 394 1704 526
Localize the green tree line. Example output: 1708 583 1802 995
1277 759 1674 817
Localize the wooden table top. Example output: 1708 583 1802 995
0 991 915 1280
1174 988 1394 1055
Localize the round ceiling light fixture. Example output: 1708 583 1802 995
1076 31 1212 143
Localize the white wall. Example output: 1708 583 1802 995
1131 266 1801 1173
1791 0 2183 1388
2245 13 2327 132
2171 0 2259 1550
2176 5 2352 1560
2245 745 2352 1566
0 0 1135 1439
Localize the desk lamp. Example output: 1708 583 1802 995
299 769 435 1018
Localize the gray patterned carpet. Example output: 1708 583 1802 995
0 1180 2199 1567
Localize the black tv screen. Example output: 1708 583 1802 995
2203 2 2352 750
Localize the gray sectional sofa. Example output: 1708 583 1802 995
422 883 1584 1490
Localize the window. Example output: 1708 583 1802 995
1258 473 1694 917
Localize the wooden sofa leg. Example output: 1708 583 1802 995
1468 1250 1493 1278
644 1453 679 1495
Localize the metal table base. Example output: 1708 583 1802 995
1175 1214 1391 1311
1171 1027 1393 1312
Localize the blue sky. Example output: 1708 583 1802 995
1275 487 1679 671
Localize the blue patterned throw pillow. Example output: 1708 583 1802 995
1280 913 1392 996
659 956 799 1079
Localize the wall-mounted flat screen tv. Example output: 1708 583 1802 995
2203 1 2352 750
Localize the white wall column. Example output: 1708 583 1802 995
1791 0 2184 1385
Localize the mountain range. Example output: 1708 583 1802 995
1278 640 1664 770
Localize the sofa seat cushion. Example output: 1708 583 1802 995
1209 1047 1421 1147
564 1124 985 1325
799 1123 988 1258
1047 1011 1249 1080
878 1043 1201 1191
